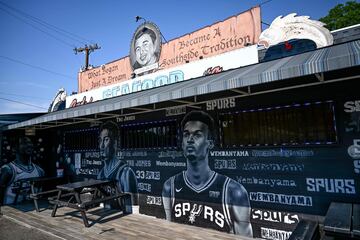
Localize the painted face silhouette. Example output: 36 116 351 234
99 129 115 161
182 121 211 162
19 137 34 156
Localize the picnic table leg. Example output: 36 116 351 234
74 192 89 227
112 183 123 211
30 182 40 212
51 190 62 217
13 182 24 205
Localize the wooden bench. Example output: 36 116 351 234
26 176 66 212
324 202 352 237
30 189 60 211
289 220 319 240
323 202 360 239
353 204 360 238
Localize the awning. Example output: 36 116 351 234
5 39 360 130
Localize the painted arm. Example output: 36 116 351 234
162 178 172 221
227 180 253 236
37 164 45 177
0 165 13 205
121 166 138 205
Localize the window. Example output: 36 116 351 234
121 120 177 149
220 101 337 147
64 128 98 152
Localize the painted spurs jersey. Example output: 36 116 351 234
3 161 44 204
97 160 127 192
169 171 234 233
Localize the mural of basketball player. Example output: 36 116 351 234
0 137 44 205
97 121 138 206
162 111 253 236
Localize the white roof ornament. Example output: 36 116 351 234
258 13 333 48
48 88 67 112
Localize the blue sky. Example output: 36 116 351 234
0 0 354 114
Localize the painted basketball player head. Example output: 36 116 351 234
181 111 214 162
18 136 34 157
99 121 119 162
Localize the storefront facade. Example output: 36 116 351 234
2 7 360 239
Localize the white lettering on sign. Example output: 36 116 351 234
344 100 360 113
158 151 183 159
210 151 249 157
348 139 360 159
250 192 312 206
116 115 135 122
252 149 314 157
138 182 151 192
146 196 162 205
236 176 296 188
252 209 299 225
214 159 236 170
306 178 356 194
174 203 224 227
243 163 304 172
156 161 186 168
206 97 235 111
354 160 360 174
76 168 99 175
135 160 151 167
136 170 160 180
261 227 292 240
165 106 186 116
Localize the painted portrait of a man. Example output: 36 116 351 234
0 137 45 205
130 22 162 73
162 111 253 236
97 121 138 207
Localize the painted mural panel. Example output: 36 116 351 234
55 96 360 238
343 99 360 195
3 93 359 239
161 110 252 236
0 136 47 205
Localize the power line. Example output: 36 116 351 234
0 92 51 100
0 1 93 45
0 97 48 110
0 55 74 80
259 0 274 6
0 6 75 48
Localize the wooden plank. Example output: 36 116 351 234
353 203 360 237
323 202 352 235
1 204 253 240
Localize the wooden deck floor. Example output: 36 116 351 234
1 201 253 240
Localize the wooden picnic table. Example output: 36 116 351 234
50 179 129 227
13 176 64 210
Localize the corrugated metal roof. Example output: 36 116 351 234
5 39 360 130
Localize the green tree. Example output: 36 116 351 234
319 1 360 31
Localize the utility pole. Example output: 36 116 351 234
74 44 101 71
